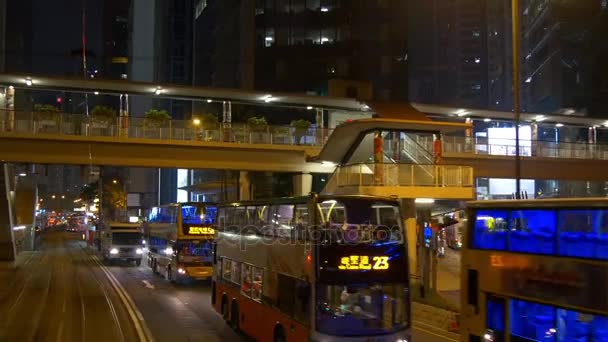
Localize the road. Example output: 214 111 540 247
0 231 458 341
106 250 458 342
0 230 141 341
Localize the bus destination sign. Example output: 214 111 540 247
338 255 390 270
318 245 407 283
183 225 215 236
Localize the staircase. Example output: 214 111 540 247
400 133 434 165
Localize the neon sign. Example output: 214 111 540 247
338 255 389 270
187 226 215 235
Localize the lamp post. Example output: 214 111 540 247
512 0 522 198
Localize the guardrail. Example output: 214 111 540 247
0 111 332 147
328 163 474 189
415 135 608 161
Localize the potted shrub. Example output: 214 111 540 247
198 113 219 130
247 116 268 143
291 119 311 145
144 109 171 128
91 105 116 127
247 116 267 131
33 104 60 123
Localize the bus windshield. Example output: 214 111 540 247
175 240 213 265
316 283 409 336
112 232 142 245
316 199 402 244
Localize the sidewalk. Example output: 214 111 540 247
412 302 461 339
436 248 461 309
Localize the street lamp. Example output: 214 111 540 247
512 0 522 198
112 179 118 184
51 195 56 199
193 118 201 126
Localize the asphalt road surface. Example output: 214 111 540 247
0 231 458 342
107 250 458 342
0 230 141 341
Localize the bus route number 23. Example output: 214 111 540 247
338 255 389 270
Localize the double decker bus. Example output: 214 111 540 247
212 194 410 342
145 202 217 283
461 199 608 342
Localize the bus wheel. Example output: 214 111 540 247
221 295 229 321
230 300 239 331
274 325 286 342
152 259 158 274
135 259 141 267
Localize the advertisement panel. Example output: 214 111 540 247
480 252 608 312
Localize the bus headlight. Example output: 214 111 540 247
136 248 143 254
110 248 119 255
178 268 186 274
164 247 174 255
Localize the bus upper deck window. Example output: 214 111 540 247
473 210 508 250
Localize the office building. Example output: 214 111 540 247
409 0 608 116
195 0 408 101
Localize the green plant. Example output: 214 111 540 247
145 109 171 128
91 105 116 125
290 119 311 131
33 104 59 121
197 113 219 129
247 116 267 131
291 119 311 144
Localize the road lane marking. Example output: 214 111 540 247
142 280 155 289
413 326 459 342
413 322 460 342
84 249 155 342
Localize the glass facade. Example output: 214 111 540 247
472 208 608 260
486 297 608 342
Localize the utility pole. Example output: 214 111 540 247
512 0 522 198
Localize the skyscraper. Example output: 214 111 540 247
195 0 409 101
520 0 608 115
409 0 608 116
0 0 6 73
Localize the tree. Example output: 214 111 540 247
198 113 219 129
247 116 268 131
290 119 311 145
33 104 60 121
79 182 97 203
78 180 126 220
144 109 171 128
91 105 116 126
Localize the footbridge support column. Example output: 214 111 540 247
293 173 312 196
401 199 417 278
0 163 16 261
239 171 251 201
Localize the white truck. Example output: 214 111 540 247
100 222 144 266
